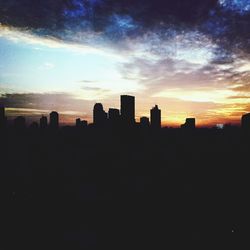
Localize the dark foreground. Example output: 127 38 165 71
1 127 250 249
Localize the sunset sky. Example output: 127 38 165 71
0 0 250 127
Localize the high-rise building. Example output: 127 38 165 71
81 120 88 127
108 108 120 126
76 118 81 128
150 105 161 129
108 108 120 121
40 116 48 129
140 117 150 128
108 108 120 127
241 113 250 129
50 111 59 129
76 118 88 128
0 105 6 129
120 95 135 126
181 118 196 129
93 103 107 126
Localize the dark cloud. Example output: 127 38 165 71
1 0 250 57
0 0 217 29
1 1 250 69
0 92 93 112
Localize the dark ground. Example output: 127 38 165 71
1 127 250 249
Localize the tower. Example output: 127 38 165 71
93 103 107 127
0 105 6 129
50 111 59 129
120 95 135 126
150 105 161 129
181 118 196 129
40 116 48 129
241 113 250 130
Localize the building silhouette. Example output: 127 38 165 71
76 118 88 128
241 113 250 130
0 105 6 129
150 105 161 129
81 120 88 127
50 111 59 129
93 103 107 127
40 116 48 129
14 116 26 129
140 117 150 128
181 118 196 129
120 95 135 126
108 108 120 121
76 118 81 128
108 108 120 127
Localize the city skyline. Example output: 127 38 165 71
1 2 250 249
1 94 250 129
0 1 250 126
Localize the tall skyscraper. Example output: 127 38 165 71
241 113 250 129
40 116 48 129
181 118 196 129
120 95 135 126
93 103 107 126
50 111 59 129
150 105 161 129
0 105 6 129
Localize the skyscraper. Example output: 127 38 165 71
93 103 107 127
0 105 6 129
76 118 82 128
50 111 59 129
181 118 196 129
150 105 161 129
40 116 48 129
108 108 120 120
108 108 120 127
241 113 250 130
120 95 135 126
76 118 88 128
81 120 88 127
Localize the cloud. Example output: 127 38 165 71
1 1 250 63
0 92 98 124
78 80 98 84
0 24 118 58
0 1 249 126
227 95 250 99
231 84 250 92
0 92 93 113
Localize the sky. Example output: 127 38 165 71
0 0 250 127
